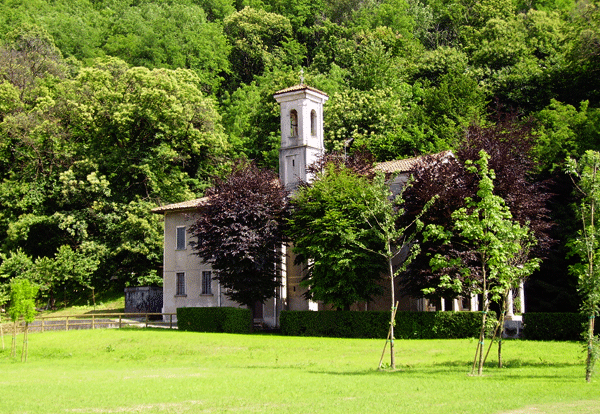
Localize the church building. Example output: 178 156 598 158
152 83 525 328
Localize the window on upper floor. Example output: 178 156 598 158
176 226 186 250
202 271 212 295
176 272 186 296
290 109 298 138
310 109 317 136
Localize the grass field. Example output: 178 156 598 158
0 328 599 414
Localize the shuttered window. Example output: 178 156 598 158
176 272 186 296
176 226 186 250
202 271 212 295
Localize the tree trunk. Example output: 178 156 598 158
477 308 488 376
497 296 507 369
473 271 488 376
483 289 508 369
586 315 595 383
0 313 4 350
389 258 395 370
11 321 17 357
21 322 28 362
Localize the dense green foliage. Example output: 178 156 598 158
287 163 386 310
523 312 600 341
0 0 599 312
280 310 496 339
176 306 252 333
565 151 600 381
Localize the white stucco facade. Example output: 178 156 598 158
151 83 488 328
154 198 283 328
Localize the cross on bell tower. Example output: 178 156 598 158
273 83 329 191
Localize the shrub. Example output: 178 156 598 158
523 313 600 341
177 307 252 334
280 311 496 339
222 308 253 333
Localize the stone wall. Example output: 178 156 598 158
125 286 163 313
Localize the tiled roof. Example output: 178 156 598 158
374 157 421 173
152 152 453 214
374 151 453 173
273 84 328 97
151 197 209 214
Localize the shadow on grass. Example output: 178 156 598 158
428 358 582 369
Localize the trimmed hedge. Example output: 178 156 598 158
280 310 496 339
522 313 599 341
177 307 252 334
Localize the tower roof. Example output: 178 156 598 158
273 84 328 99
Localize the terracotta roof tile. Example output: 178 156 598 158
151 197 209 214
373 151 453 173
273 84 328 97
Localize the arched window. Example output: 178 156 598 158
310 109 317 136
290 109 298 138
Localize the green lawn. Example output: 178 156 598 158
0 329 598 413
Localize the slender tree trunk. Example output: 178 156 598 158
11 321 17 357
585 170 596 382
483 288 508 369
0 313 4 350
379 301 399 369
477 307 488 376
21 322 28 362
389 257 395 370
483 316 502 368
586 316 595 383
473 266 488 376
471 340 481 376
497 296 507 368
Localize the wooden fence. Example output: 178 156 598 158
0 313 178 333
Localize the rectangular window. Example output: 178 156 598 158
176 272 186 296
201 271 212 295
176 226 186 250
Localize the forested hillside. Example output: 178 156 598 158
0 0 598 309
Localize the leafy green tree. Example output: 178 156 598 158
223 7 293 86
342 172 436 369
8 278 38 361
565 150 600 382
194 0 236 21
348 0 418 44
102 2 230 93
403 113 553 302
409 46 469 85
0 23 65 101
423 150 540 376
188 161 288 310
0 0 106 62
324 85 437 160
221 67 300 169
287 162 386 310
0 32 229 293
65 57 229 202
463 10 568 111
565 1 600 106
266 0 326 35
534 100 600 172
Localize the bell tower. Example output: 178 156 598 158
274 82 328 312
273 83 328 191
